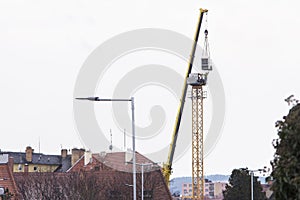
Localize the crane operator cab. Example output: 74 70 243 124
187 73 208 86
201 29 213 71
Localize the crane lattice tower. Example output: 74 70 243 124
187 73 208 200
192 85 205 200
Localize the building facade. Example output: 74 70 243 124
181 180 226 199
1 146 88 173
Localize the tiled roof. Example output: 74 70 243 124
54 156 72 172
2 152 61 165
93 151 158 173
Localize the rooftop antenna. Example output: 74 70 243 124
109 129 113 152
124 129 126 151
38 137 40 154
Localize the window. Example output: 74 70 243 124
183 184 187 187
94 166 100 171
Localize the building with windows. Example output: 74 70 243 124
181 180 226 199
1 146 73 173
1 146 94 173
0 146 172 199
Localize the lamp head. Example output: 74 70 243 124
75 97 99 101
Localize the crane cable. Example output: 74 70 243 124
202 13 210 59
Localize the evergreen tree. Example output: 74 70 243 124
271 103 300 199
223 169 266 200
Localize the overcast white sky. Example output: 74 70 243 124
1 0 300 178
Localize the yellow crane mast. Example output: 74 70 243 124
162 8 208 185
192 85 205 200
188 73 208 200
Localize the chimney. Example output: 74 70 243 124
25 146 33 162
71 148 85 166
61 149 68 158
84 151 92 166
79 148 85 157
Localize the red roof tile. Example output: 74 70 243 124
93 151 158 173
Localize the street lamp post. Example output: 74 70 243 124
240 167 269 200
251 171 254 200
76 96 137 200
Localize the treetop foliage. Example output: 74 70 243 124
271 103 300 199
223 169 266 200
